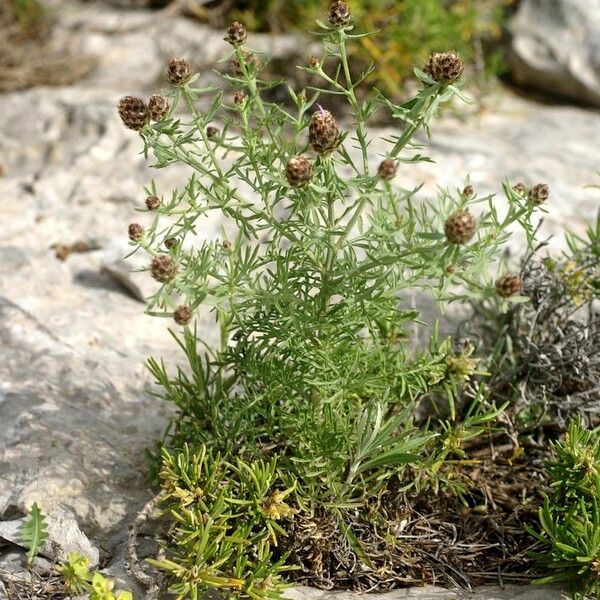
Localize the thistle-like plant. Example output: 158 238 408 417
20 502 48 566
117 1 546 595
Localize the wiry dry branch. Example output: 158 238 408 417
466 242 600 431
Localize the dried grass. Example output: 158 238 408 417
466 242 600 433
282 440 548 592
0 566 67 600
0 1 97 92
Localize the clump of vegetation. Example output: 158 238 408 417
148 445 296 600
116 1 554 597
528 421 600 600
58 552 133 600
225 0 512 95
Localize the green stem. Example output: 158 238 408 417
338 36 369 175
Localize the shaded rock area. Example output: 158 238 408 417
0 0 598 597
508 0 600 107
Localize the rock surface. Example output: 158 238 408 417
287 585 569 600
0 0 598 597
508 0 600 107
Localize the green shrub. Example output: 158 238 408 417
228 0 511 95
117 3 545 596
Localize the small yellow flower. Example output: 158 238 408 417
561 261 592 306
445 340 480 381
262 490 297 520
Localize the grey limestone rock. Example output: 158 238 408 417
508 0 600 107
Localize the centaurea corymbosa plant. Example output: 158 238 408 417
117 2 548 597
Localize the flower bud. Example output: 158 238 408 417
285 156 314 187
145 195 160 211
173 306 193 325
206 126 219 139
222 239 232 251
117 96 149 131
128 223 144 242
224 21 247 47
165 237 178 250
329 0 351 27
513 182 526 195
528 183 549 205
148 94 169 121
495 273 523 298
309 106 340 154
444 210 476 245
233 91 247 105
423 52 464 84
377 159 397 181
166 57 191 85
150 254 178 283
308 57 320 69
462 185 474 198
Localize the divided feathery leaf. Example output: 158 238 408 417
20 502 49 565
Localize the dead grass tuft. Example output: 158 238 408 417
0 1 97 92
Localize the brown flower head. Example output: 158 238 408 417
529 183 549 205
117 96 149 131
513 182 526 195
308 57 320 69
285 156 314 187
165 236 178 250
150 254 178 283
206 126 219 139
378 158 397 181
444 210 476 245
148 94 169 121
145 195 160 211
423 52 464 84
309 106 340 154
224 21 247 47
128 223 144 242
329 0 351 27
495 273 523 298
222 239 232 251
462 185 474 198
166 58 191 85
173 306 193 326
233 91 248 106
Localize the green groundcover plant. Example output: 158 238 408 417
117 2 550 598
529 421 600 600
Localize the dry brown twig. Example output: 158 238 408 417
127 492 166 600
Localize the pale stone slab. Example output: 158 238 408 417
287 585 569 600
